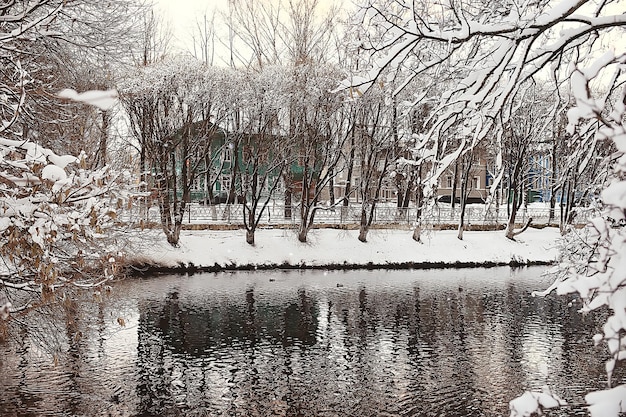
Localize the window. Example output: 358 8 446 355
222 143 234 164
473 177 480 189
191 176 202 191
446 176 453 188
220 174 231 195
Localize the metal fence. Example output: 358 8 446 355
130 202 594 227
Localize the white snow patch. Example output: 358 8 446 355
57 88 118 111
41 164 67 182
509 389 566 417
133 228 561 269
586 385 626 417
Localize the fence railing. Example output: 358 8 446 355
128 202 594 227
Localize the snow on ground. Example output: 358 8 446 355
131 227 562 270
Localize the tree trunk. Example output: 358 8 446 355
140 146 148 221
298 225 308 243
502 126 533 238
358 225 369 243
402 175 413 208
171 199 185 247
97 110 109 169
228 141 239 204
505 192 519 240
344 127 356 206
549 192 556 224
457 197 466 239
412 224 422 243
451 159 459 209
246 229 255 245
412 169 424 241
329 167 335 205
506 216 533 240
284 183 292 219
166 227 181 246
358 207 368 242
244 207 256 246
458 192 466 240
565 182 575 226
298 204 309 243
559 177 569 233
157 172 177 246
495 186 501 224
505 158 522 240
457 157 471 240
549 119 560 225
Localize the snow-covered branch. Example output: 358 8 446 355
515 47 626 417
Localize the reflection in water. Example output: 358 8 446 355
0 268 620 416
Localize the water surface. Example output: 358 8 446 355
0 267 618 416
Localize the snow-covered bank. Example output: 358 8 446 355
129 227 562 272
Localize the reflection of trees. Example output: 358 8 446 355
141 288 320 355
400 287 483 416
63 299 84 416
15 327 41 417
134 287 321 415
97 271 620 416
282 288 318 347
1 272 613 417
0 298 120 417
136 298 172 415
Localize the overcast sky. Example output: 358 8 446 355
152 0 219 52
152 0 353 58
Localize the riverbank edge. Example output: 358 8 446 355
126 259 555 276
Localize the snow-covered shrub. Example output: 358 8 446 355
0 135 135 318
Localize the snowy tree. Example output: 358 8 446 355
224 0 340 68
343 0 626 239
120 57 233 247
498 83 557 240
346 0 626 414
231 66 291 245
525 52 626 416
552 116 615 233
289 63 349 243
134 7 172 68
191 11 217 66
219 0 347 243
0 131 136 320
455 147 477 240
393 100 430 234
349 86 395 242
1 0 151 169
1 0 67 142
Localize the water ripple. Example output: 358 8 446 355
0 267 620 416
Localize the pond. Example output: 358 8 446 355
0 267 619 417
